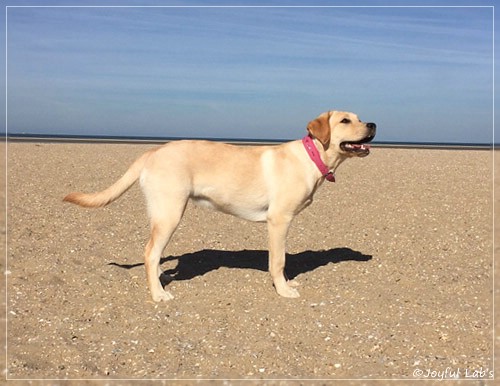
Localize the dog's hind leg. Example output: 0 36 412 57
144 195 187 302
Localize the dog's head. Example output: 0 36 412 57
307 111 376 157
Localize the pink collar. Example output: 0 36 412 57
302 135 335 182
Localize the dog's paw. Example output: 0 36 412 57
276 284 300 298
287 279 300 288
152 290 174 302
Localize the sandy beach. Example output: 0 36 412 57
3 141 496 383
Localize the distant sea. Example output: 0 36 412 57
3 132 495 150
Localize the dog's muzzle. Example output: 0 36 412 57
340 123 376 157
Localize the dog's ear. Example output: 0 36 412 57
307 111 332 147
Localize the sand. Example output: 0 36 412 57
2 141 496 384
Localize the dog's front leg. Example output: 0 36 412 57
267 214 300 298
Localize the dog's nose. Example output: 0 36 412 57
366 122 376 136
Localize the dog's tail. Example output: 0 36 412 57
63 149 155 208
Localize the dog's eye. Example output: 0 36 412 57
340 118 351 124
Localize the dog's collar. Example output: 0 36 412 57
302 135 335 182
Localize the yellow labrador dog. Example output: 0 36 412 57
64 111 376 302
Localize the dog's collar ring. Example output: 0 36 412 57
324 171 335 182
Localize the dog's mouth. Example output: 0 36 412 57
340 134 375 157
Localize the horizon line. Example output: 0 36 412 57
3 133 495 150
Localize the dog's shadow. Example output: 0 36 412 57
110 248 372 283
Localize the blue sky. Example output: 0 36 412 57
3 1 496 143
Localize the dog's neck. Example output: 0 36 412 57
302 135 335 181
302 136 347 182
303 136 348 182
323 146 348 173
